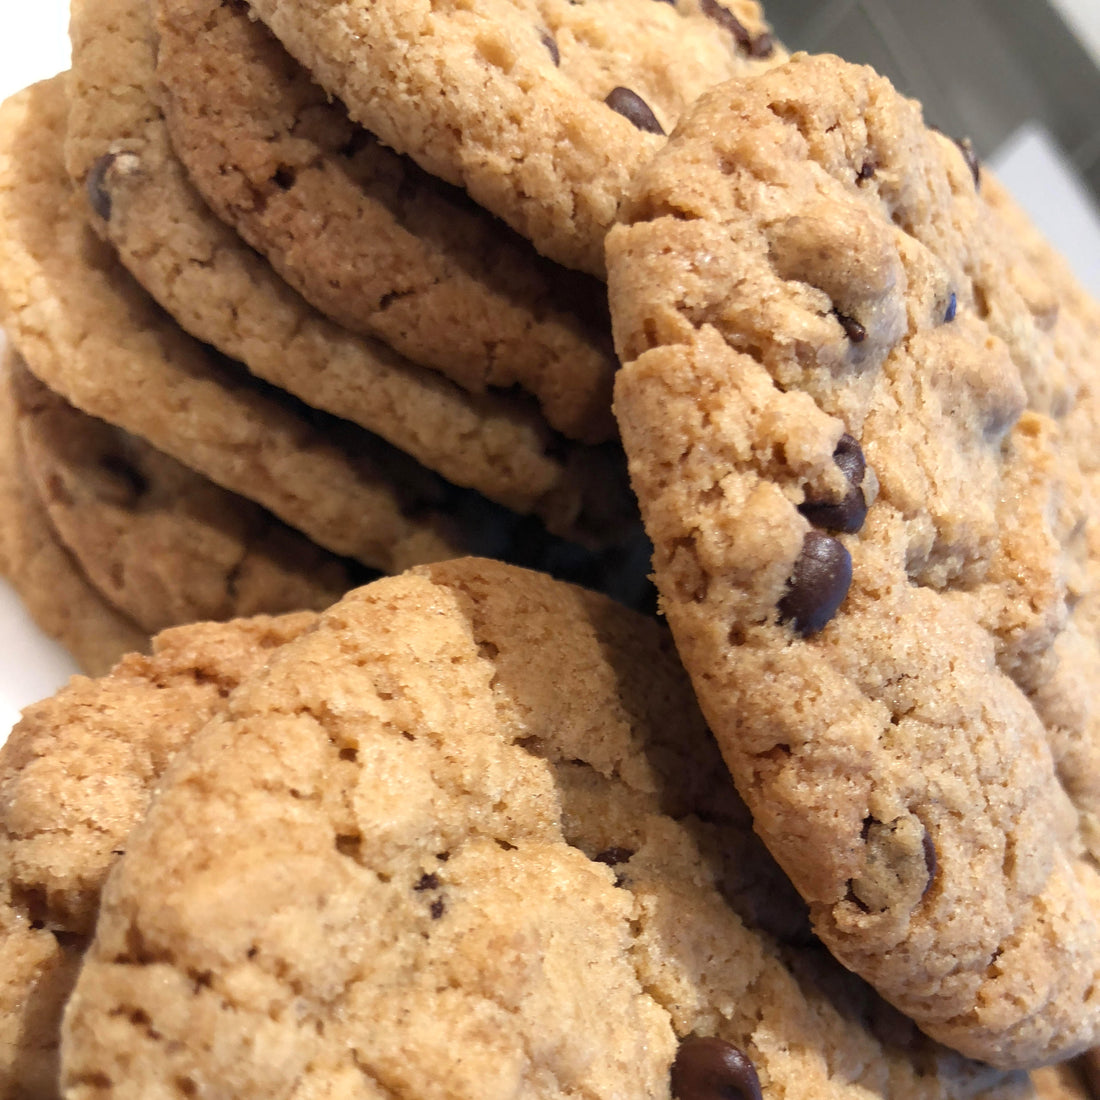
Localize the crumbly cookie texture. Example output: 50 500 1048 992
0 610 315 1100
66 0 636 542
60 558 1037 1100
0 343 148 674
155 0 618 444
243 0 783 276
608 53 1100 1067
12 362 366 634
0 76 478 573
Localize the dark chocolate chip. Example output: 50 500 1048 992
857 160 876 181
604 87 665 135
414 872 440 892
429 898 445 919
943 291 957 323
777 531 852 636
539 28 560 65
670 1036 763 1100
594 847 635 867
833 309 866 343
921 830 937 898
799 433 868 534
697 0 774 57
86 153 118 221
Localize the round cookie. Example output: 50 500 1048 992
0 608 316 1099
154 0 618 444
12 361 368 635
0 342 148 676
608 54 1100 1067
60 558 1038 1100
243 0 783 276
65 0 636 543
0 76 486 575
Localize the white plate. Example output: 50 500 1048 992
0 4 78 743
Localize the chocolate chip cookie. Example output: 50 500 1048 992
609 53 1100 1067
0 609 315 1098
0 342 148 675
66 0 636 542
0 76 482 574
60 558 1037 1099
242 0 783 275
155 0 618 443
12 361 367 635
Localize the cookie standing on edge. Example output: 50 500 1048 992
608 53 1100 1067
0 610 316 1099
243 0 783 276
155 0 619 444
59 559 1040 1099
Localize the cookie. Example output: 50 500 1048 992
242 0 783 277
608 54 1100 1067
243 0 783 276
0 341 149 675
59 558 1037 1099
66 0 636 542
0 76 489 574
12 360 368 635
154 0 617 444
0 608 316 1098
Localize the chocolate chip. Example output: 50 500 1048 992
697 0 775 58
604 87 665 135
414 873 440 892
943 291 957 323
833 309 866 343
921 830 937 898
799 433 868 534
86 153 118 221
593 847 634 867
429 898 445 919
857 160 876 181
777 531 852 636
539 28 560 65
670 1036 763 1100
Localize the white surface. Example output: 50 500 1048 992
990 122 1100 298
0 5 79 744
1049 0 1100 69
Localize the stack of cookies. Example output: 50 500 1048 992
4 0 1100 1096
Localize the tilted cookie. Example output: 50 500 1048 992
0 342 148 675
66 0 635 543
61 558 1039 1099
0 609 316 1099
608 54 1100 1067
155 0 617 444
0 76 484 575
243 0 783 276
12 361 368 635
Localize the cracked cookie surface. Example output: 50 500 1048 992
608 53 1100 1067
243 0 783 276
61 558 1038 1099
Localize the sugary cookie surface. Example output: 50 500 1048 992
609 52 1100 1067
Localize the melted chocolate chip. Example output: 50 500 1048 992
857 160 876 181
429 898 445 919
604 87 665 135
86 153 118 221
943 291 957 323
539 28 560 66
414 872 440 892
697 0 775 58
921 830 937 898
777 531 852 636
833 309 866 343
799 433 868 534
594 847 635 867
670 1036 763 1100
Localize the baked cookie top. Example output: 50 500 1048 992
0 76 481 574
66 0 636 543
608 54 1100 1067
61 558 1036 1099
243 0 783 276
0 608 315 1098
12 363 365 635
155 0 618 444
0 344 147 676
